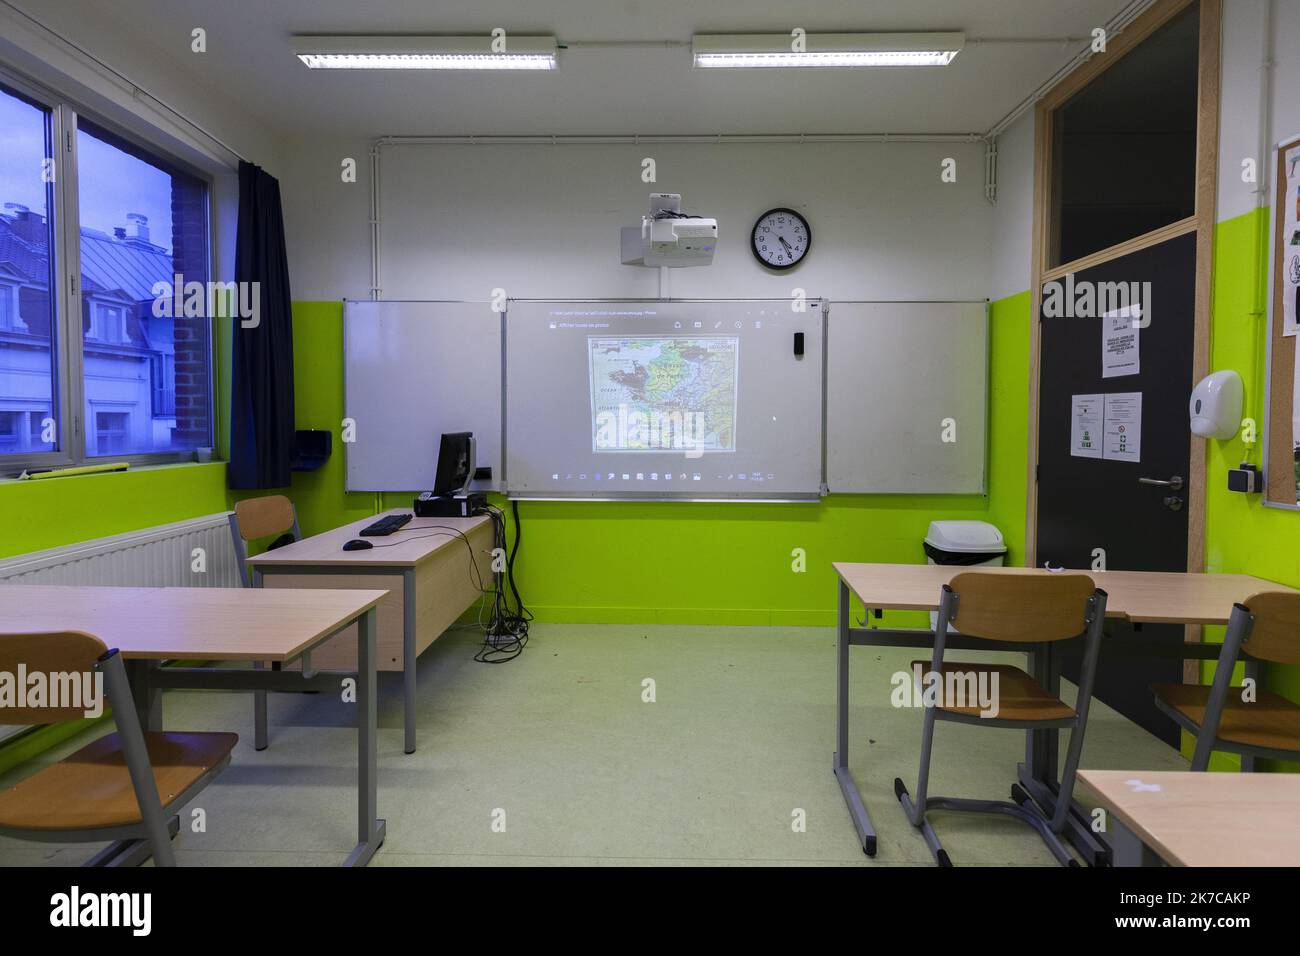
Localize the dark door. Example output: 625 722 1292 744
1036 232 1196 746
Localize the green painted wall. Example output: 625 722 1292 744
0 463 230 560
1201 209 1300 770
6 236 1295 768
1 295 1032 623
275 295 1031 626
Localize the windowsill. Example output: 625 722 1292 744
0 459 226 486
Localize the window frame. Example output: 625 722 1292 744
0 280 17 330
0 63 216 476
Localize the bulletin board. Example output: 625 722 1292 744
1265 135 1300 507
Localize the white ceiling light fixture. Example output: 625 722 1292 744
692 32 965 69
291 35 559 70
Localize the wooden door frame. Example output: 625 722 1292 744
1025 0 1221 611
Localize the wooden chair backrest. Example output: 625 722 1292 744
1242 591 1300 665
947 571 1097 643
233 494 296 542
0 631 109 725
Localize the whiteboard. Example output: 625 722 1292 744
504 300 825 499
826 301 987 494
343 300 502 491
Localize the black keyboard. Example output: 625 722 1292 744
359 513 413 536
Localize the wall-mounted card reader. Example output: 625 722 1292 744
793 331 805 357
1227 462 1262 494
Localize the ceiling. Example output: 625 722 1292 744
30 0 1137 139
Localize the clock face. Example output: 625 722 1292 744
751 207 811 270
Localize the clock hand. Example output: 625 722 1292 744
779 236 793 254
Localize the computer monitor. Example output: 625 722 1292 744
433 432 475 496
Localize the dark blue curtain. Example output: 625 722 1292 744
229 161 295 490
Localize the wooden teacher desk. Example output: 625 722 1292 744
1078 769 1300 866
831 562 1296 864
0 584 388 866
246 510 493 754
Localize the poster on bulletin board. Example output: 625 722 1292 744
1281 142 1300 337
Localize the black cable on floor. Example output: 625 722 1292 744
473 500 531 663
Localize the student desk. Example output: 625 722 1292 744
0 583 388 866
245 511 493 754
1077 769 1300 866
831 562 1295 863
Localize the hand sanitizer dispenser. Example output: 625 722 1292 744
1188 370 1243 440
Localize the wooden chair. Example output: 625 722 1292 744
228 494 301 588
894 571 1107 866
1152 591 1300 771
0 631 237 866
228 495 302 752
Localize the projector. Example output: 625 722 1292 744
621 193 717 268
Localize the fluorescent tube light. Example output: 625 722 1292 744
692 32 964 68
291 36 558 70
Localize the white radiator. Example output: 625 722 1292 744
0 513 243 743
0 513 242 588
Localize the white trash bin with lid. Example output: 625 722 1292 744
923 520 1007 631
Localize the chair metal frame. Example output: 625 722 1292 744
1155 600 1300 770
895 580 1108 866
0 646 231 867
227 496 303 752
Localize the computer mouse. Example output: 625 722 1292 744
343 539 374 551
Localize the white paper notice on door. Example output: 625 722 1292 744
1102 306 1141 378
1070 393 1103 459
1103 392 1142 462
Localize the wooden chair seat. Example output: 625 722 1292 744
910 661 1076 721
0 731 238 832
1152 683 1300 753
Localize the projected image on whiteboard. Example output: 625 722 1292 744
589 336 739 453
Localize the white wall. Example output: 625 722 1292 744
279 137 374 300
1217 0 1300 223
985 0 1300 299
284 139 992 302
989 112 1035 300
0 1 283 282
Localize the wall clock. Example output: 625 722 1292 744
751 207 811 270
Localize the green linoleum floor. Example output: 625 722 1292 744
0 623 1188 866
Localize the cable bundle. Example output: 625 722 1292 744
365 500 531 663
474 500 531 663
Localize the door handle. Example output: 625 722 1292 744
1138 475 1184 491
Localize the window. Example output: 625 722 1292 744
78 119 211 457
149 353 175 417
89 302 126 343
0 409 51 454
0 84 59 462
0 411 17 449
94 411 129 455
0 75 212 471
0 282 16 330
1048 3 1200 266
